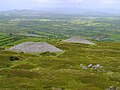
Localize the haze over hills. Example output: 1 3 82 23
1 0 120 16
1 8 120 16
34 8 120 16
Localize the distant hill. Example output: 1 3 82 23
1 9 120 16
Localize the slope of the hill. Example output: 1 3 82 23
0 42 119 90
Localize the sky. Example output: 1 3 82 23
0 0 120 11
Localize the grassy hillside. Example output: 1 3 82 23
0 41 119 90
0 11 119 90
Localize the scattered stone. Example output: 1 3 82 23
10 42 63 53
92 64 103 69
80 64 87 70
110 86 114 89
106 86 120 90
82 66 87 70
96 64 101 68
88 64 93 68
80 63 104 71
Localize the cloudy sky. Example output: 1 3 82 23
0 0 120 11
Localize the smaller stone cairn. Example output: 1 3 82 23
63 36 95 45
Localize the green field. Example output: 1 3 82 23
0 11 120 90
0 12 120 45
